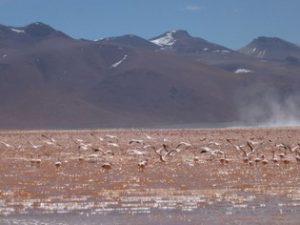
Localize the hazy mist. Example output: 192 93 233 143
237 85 300 127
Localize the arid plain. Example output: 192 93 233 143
1 128 300 224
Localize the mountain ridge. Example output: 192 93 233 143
1 22 300 128
1 22 300 51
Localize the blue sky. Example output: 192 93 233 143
0 0 299 49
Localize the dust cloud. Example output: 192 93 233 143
237 86 300 127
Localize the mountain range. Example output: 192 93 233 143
1 22 300 129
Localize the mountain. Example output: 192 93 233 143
149 30 259 74
239 36 300 63
150 30 233 55
1 23 300 128
0 23 245 129
149 30 279 78
0 22 71 49
98 34 159 49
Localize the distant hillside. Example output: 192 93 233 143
1 23 300 128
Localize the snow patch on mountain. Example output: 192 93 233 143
10 28 25 33
94 37 104 41
257 50 267 58
151 31 176 47
221 50 231 54
111 55 128 68
213 49 231 54
234 68 253 74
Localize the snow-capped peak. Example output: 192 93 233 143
150 31 176 47
150 30 191 47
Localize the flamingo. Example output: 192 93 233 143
295 154 300 163
90 132 104 142
145 134 154 140
101 162 112 170
41 134 56 144
199 147 224 158
272 151 279 164
177 142 192 148
0 141 12 148
129 139 144 145
30 158 42 165
138 159 148 172
107 143 119 148
261 155 268 165
91 146 103 153
55 161 62 168
219 153 229 165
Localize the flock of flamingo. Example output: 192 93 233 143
1 132 300 172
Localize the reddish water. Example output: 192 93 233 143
1 128 300 224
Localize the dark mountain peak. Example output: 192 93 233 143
255 36 281 42
0 22 63 38
99 34 158 49
26 22 52 28
115 34 147 41
169 30 191 39
0 22 71 49
239 36 300 60
253 36 298 47
0 22 58 38
24 22 57 37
